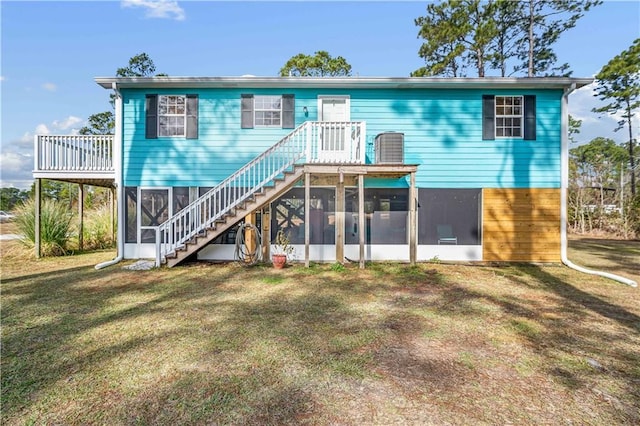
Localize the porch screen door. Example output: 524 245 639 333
318 96 350 162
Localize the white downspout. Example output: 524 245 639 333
560 84 637 287
96 82 124 269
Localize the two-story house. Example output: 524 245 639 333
33 76 592 267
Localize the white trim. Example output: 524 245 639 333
495 95 524 139
157 95 187 138
96 77 594 91
254 95 283 127
138 186 171 245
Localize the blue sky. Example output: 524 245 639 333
1 0 639 188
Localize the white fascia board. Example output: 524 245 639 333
95 76 594 91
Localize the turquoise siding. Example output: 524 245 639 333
121 87 562 189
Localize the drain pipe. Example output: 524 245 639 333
96 81 124 270
560 84 637 287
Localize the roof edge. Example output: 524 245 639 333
95 76 593 90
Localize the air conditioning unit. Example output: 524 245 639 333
375 132 404 164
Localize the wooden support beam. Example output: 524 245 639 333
35 178 41 258
358 174 365 269
409 172 417 265
304 172 310 267
262 207 270 262
78 183 84 251
244 212 256 262
336 180 345 264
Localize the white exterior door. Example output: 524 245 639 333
318 96 350 162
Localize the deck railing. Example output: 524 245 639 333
34 135 114 173
156 121 365 266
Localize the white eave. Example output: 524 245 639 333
96 76 593 91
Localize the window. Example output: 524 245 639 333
418 189 481 245
145 94 198 139
158 95 186 137
482 95 536 140
495 96 522 138
254 96 282 127
241 94 295 129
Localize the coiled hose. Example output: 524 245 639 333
234 223 262 265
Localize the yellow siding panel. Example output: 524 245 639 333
483 189 561 262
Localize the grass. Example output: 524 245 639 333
1 237 639 425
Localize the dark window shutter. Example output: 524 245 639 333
186 94 198 139
524 95 536 140
482 95 495 140
241 94 254 129
145 94 158 139
282 94 295 128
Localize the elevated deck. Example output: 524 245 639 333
33 135 115 187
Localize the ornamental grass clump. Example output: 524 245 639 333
83 205 115 250
14 198 73 256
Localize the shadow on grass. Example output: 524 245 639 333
1 264 240 420
569 237 640 280
3 261 639 424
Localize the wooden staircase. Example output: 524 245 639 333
163 166 304 267
155 120 366 268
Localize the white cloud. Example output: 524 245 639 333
42 82 57 91
52 116 83 131
568 82 631 145
121 0 185 21
0 116 86 189
34 123 51 135
0 151 33 189
0 76 5 82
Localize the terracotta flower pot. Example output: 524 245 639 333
272 254 287 269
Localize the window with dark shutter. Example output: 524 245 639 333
145 95 158 139
241 94 254 129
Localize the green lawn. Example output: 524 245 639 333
1 238 639 425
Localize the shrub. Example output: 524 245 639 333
82 205 115 250
14 198 73 256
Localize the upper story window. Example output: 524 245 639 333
254 95 282 127
241 94 295 129
482 94 536 141
158 95 186 137
145 94 198 139
495 96 522 138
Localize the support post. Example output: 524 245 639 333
409 172 417 265
35 178 41 258
358 174 365 269
110 187 116 243
78 183 84 251
262 207 270 262
336 178 345 264
304 172 310 267
244 212 256 260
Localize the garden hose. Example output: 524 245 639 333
234 222 262 266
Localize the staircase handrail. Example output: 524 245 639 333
155 120 366 267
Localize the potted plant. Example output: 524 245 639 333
272 229 293 269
